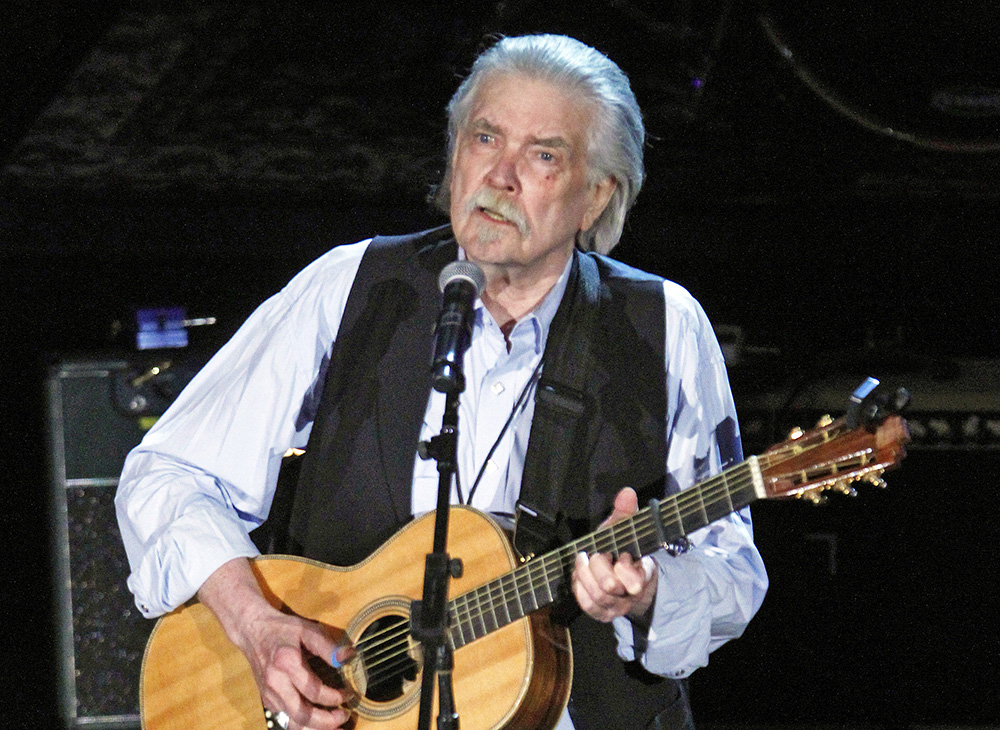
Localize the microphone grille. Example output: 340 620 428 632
438 260 486 295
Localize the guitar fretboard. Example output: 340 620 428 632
447 456 763 648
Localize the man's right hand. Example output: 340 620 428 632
197 557 354 730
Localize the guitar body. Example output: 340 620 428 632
140 507 572 730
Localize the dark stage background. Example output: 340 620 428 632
3 2 1000 728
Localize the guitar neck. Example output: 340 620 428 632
447 456 764 649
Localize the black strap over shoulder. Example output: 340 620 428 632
514 250 601 557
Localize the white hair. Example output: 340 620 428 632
435 34 645 255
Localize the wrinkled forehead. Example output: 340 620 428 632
463 72 597 146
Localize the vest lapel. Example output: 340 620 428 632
374 236 458 522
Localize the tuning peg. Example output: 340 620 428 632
788 426 804 440
816 414 834 428
835 482 858 497
866 474 888 489
800 490 828 505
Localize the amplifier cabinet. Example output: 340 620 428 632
47 357 184 729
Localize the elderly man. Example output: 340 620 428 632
117 34 766 730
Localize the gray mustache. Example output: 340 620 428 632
465 190 529 235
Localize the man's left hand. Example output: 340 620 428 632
571 487 658 622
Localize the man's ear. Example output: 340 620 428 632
581 176 617 232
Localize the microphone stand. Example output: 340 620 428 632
413 378 463 730
413 259 484 730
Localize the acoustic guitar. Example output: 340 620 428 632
140 390 909 730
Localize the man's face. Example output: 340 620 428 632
448 74 615 280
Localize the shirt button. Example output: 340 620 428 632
485 459 499 474
491 381 505 395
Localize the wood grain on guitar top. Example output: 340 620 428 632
140 507 572 730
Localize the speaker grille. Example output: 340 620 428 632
48 359 170 729
65 484 150 722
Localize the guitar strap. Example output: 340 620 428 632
513 248 600 558
513 249 690 730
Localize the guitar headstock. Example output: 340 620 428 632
760 378 911 503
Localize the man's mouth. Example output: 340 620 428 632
478 206 511 223
465 191 528 235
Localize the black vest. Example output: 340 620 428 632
289 227 692 730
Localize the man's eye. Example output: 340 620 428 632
477 133 493 144
539 151 554 162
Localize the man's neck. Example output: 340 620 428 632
477 255 571 325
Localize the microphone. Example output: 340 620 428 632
431 261 486 394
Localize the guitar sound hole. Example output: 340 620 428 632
357 614 418 702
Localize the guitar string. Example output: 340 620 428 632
354 449 876 688
348 466 748 660
351 424 851 661
351 432 873 686
356 461 877 691
353 467 767 685
445 466 761 633
353 447 872 686
451 440 880 635
349 513 708 682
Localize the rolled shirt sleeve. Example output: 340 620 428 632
612 280 768 677
115 240 369 617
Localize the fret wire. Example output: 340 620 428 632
504 571 521 622
628 514 642 555
462 592 479 643
465 593 481 643
628 512 649 553
535 552 560 603
463 593 480 644
500 575 515 624
537 554 555 604
464 587 482 642
468 584 486 638
480 581 499 635
694 483 710 525
515 558 537 613
529 557 547 610
717 471 735 513
495 570 516 625
507 567 526 620
475 583 490 636
446 604 463 649
451 595 472 646
519 559 540 610
487 572 511 627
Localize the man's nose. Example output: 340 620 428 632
485 153 520 193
